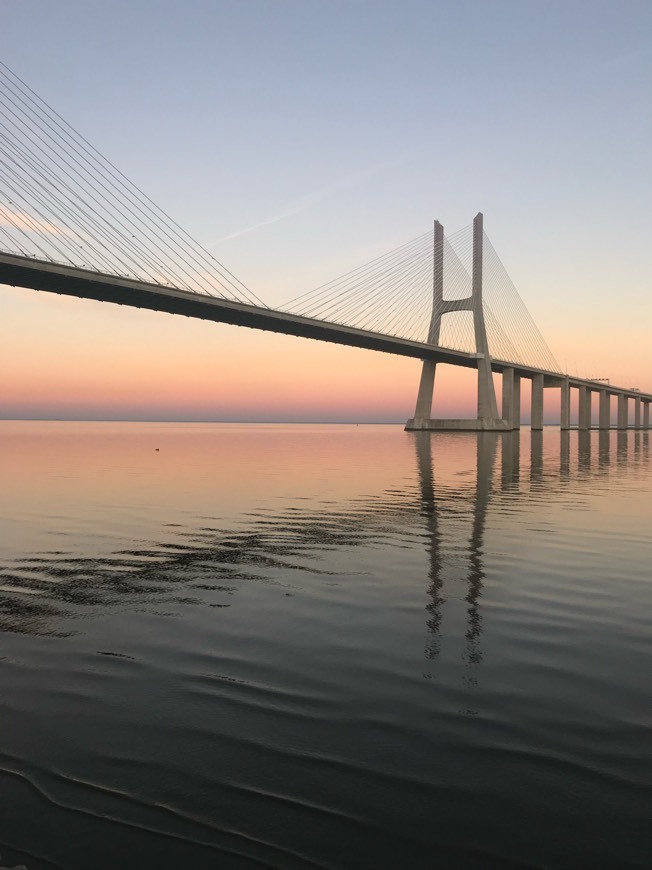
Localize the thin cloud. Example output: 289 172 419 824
206 157 406 247
0 207 74 238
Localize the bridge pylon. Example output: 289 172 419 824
405 212 511 432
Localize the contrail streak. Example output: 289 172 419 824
206 158 405 247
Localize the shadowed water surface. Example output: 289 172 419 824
0 422 650 869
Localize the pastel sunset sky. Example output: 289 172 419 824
1 0 651 422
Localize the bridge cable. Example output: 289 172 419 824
0 92 222 292
0 64 260 301
0 63 266 307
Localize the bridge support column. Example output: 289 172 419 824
412 361 437 422
560 379 570 430
634 396 642 429
578 386 591 430
599 390 610 430
644 402 650 430
502 368 520 430
472 215 501 426
617 394 628 429
531 374 544 431
408 221 444 427
477 359 499 422
513 374 521 429
502 368 513 426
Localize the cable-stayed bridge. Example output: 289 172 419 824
0 63 650 430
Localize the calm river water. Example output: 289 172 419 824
0 422 650 869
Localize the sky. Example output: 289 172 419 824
1 0 651 422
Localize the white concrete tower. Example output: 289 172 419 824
406 212 508 431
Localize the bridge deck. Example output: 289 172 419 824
1 252 650 402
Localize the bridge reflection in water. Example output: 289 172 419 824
414 428 649 674
0 424 649 652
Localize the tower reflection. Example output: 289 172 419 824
415 432 498 667
413 427 651 673
414 432 444 658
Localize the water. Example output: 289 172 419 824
0 422 650 869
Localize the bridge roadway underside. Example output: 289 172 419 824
0 252 502 371
1 253 488 367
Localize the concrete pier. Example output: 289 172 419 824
599 390 610 430
409 367 650 434
472 215 501 425
502 367 515 427
412 361 437 422
512 373 521 430
502 368 521 430
578 385 591 430
531 374 544 431
560 379 570 430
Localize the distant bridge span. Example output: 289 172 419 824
2 249 651 431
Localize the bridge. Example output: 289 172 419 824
1 62 650 430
